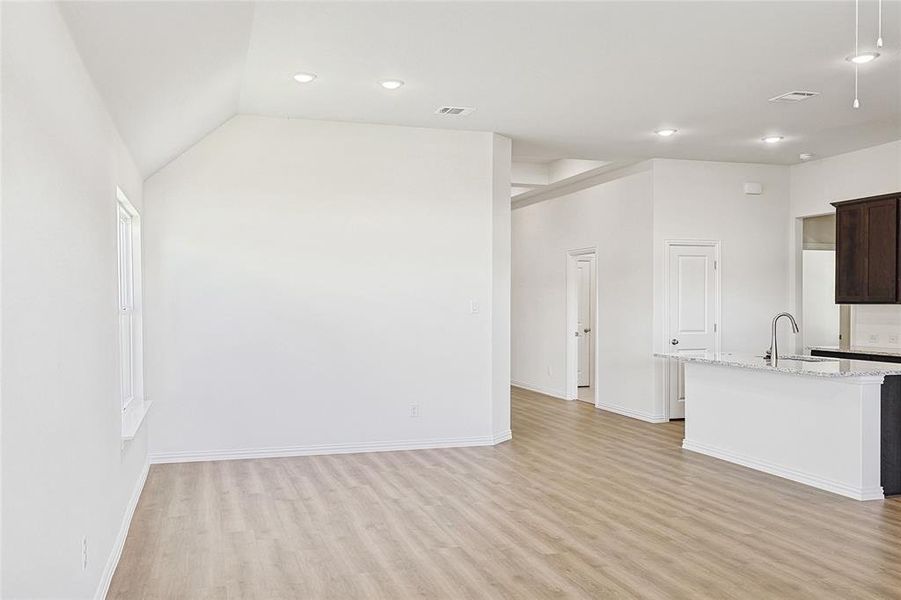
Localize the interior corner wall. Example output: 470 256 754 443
144 115 509 459
511 168 658 420
490 134 513 439
1 3 148 599
789 140 901 351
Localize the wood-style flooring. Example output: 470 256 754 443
109 387 901 599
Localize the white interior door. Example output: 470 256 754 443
667 244 717 419
577 260 592 387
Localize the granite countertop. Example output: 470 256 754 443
808 345 901 358
654 351 901 378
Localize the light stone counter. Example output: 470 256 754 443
654 351 901 378
654 351 888 501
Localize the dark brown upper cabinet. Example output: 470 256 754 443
833 193 901 304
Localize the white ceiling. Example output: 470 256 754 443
59 1 255 177
61 1 901 177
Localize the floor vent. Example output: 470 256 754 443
768 90 820 103
435 106 475 116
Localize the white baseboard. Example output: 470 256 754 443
596 401 667 424
510 380 566 400
95 461 150 600
150 434 507 465
682 439 884 501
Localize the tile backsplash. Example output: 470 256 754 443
852 305 901 350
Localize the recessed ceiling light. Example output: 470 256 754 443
799 153 815 161
379 79 405 90
292 72 317 84
655 128 678 137
762 135 784 144
845 51 880 64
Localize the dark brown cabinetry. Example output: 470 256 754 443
833 193 901 304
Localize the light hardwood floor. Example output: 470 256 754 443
109 387 901 599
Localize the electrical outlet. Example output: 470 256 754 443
410 404 420 418
869 334 880 344
470 300 480 314
82 537 88 571
890 335 899 345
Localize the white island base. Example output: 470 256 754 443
682 361 884 501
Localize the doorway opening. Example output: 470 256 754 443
663 240 722 420
798 214 848 350
566 248 597 405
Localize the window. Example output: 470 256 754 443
116 188 147 438
117 200 135 410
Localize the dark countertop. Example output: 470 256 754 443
809 345 901 359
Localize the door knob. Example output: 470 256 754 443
575 331 581 337
671 338 680 345
584 328 591 333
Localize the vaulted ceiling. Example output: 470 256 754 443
61 1 901 177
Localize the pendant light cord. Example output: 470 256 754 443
877 0 884 47
854 0 860 108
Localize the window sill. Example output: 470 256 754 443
122 398 152 441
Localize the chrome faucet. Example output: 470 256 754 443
765 312 800 362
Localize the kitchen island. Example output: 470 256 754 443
655 351 901 501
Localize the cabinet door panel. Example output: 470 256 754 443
836 204 867 303
866 198 897 302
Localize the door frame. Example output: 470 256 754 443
662 239 722 420
793 212 847 354
565 247 598 404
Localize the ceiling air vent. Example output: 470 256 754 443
768 90 820 103
435 106 475 116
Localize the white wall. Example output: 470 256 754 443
547 159 608 183
789 140 901 351
790 141 901 218
490 136 513 438
144 115 511 460
512 159 791 421
511 168 657 418
652 159 791 350
1 4 149 598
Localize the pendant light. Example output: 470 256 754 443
877 0 884 47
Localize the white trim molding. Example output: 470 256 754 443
121 399 152 441
683 439 884 501
492 429 513 444
150 434 508 465
564 247 598 403
512 160 650 209
596 401 667 424
511 381 567 400
95 461 150 600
